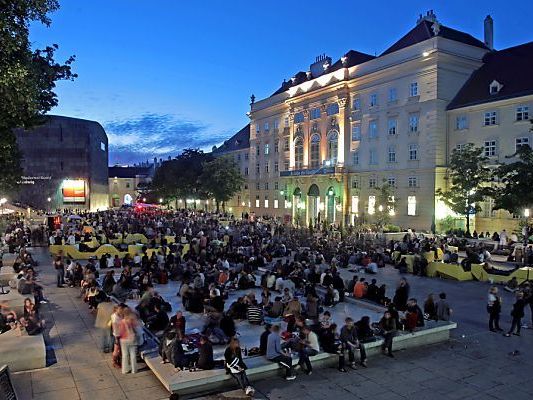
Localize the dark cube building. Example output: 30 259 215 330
14 115 109 211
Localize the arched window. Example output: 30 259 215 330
327 130 338 165
310 134 321 168
294 137 304 169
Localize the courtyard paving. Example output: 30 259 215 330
9 247 533 400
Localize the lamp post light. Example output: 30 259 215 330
525 209 530 218
0 197 6 216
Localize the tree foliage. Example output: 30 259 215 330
490 121 533 215
200 156 244 212
436 143 491 233
373 181 397 230
0 0 77 193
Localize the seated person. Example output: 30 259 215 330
505 277 519 292
366 261 378 274
197 336 214 370
146 304 170 332
402 298 424 332
267 296 284 318
247 300 264 325
169 310 186 336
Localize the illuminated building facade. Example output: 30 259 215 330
224 12 533 231
14 115 109 211
108 165 154 208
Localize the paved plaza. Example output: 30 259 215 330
7 246 533 400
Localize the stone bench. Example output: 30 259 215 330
0 288 27 315
0 328 46 372
144 321 457 396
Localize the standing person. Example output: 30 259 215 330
504 291 526 337
224 338 255 396
118 309 139 374
379 311 397 358
297 326 319 375
487 286 502 332
435 292 452 322
266 325 296 380
197 336 215 370
393 278 409 311
54 256 65 288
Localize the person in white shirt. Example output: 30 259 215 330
297 326 319 374
67 234 76 245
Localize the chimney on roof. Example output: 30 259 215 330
484 15 494 50
417 10 437 24
310 53 332 79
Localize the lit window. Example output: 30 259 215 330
327 103 339 116
352 151 359 165
351 124 361 141
408 144 418 160
388 88 397 102
352 98 361 111
294 112 305 123
274 199 279 209
255 198 260 208
264 197 269 208
484 140 497 157
515 137 530 151
264 122 269 131
407 196 417 216
369 121 378 138
264 144 270 155
408 176 418 188
387 119 397 135
388 177 396 187
368 195 376 215
409 82 418 97
409 114 419 132
327 131 338 164
100 142 106 151
351 196 359 213
369 93 378 107
369 177 377 188
516 106 530 121
274 161 279 172
310 107 321 120
294 137 304 169
484 111 497 126
456 116 468 130
369 148 378 165
388 146 396 163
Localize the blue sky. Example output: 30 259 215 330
30 0 533 165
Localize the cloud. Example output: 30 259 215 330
104 113 229 165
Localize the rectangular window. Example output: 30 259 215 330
369 93 378 107
369 121 378 138
352 151 359 165
352 178 359 189
484 140 497 157
408 176 418 188
256 124 260 133
274 199 279 209
369 177 377 188
351 123 361 141
274 161 279 172
368 195 376 215
100 142 106 151
351 196 359 213
388 146 396 163
284 138 290 151
408 144 418 160
456 143 466 151
256 145 260 156
264 182 269 190
264 197 269 208
244 153 249 160
264 163 269 173
274 142 279 153
294 112 305 123
352 98 361 111
255 182 260 190
409 82 418 97
409 114 419 132
456 115 468 130
236 154 241 161
387 118 397 135
327 103 339 116
388 88 397 102
284 161 289 170
244 167 249 176
407 196 417 216
264 144 270 155
388 177 396 187
484 111 497 126
264 122 269 131
273 120 279 129
255 198 260 208
284 117 289 127
256 163 260 174
516 106 530 121
274 181 279 190
369 149 378 165
516 137 530 151
310 107 321 120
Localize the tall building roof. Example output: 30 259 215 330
448 41 533 110
212 124 250 154
381 19 488 56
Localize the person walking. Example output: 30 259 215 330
505 291 526 337
379 311 397 358
118 309 140 374
224 338 255 396
54 256 65 287
487 286 503 332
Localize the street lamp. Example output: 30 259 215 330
525 209 530 218
0 197 6 215
159 198 163 203
47 197 51 202
142 197 146 202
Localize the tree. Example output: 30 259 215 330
200 156 244 212
436 143 491 234
373 181 397 231
0 0 77 193
490 121 533 215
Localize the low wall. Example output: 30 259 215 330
0 328 46 372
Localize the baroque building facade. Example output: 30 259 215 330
220 12 532 232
